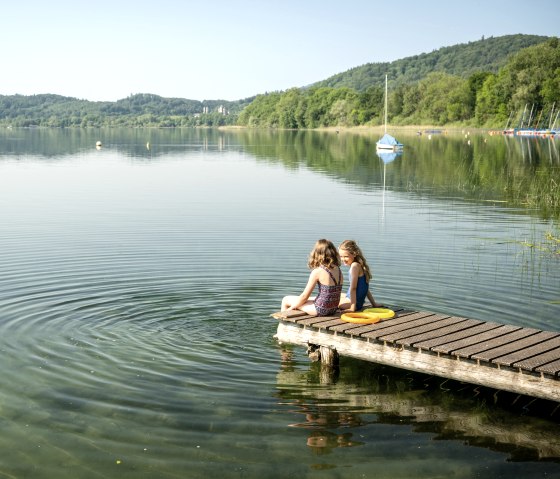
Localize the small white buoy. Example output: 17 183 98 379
96 140 102 147
146 142 150 150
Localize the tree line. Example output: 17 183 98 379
0 93 252 128
312 34 548 91
0 35 557 129
238 38 560 129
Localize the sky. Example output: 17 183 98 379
3 0 558 102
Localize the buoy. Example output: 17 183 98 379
362 308 396 319
96 140 102 147
146 142 150 150
340 312 382 324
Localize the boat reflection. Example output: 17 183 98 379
377 149 402 222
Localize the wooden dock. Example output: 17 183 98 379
271 306 560 403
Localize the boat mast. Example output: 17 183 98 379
384 74 388 134
504 111 514 130
519 104 528 129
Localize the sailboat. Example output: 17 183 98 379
376 75 403 152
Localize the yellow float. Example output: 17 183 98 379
363 308 396 319
340 312 382 324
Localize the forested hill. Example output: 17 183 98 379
0 93 253 127
0 34 555 129
312 34 550 91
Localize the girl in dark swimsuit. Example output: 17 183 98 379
338 239 381 311
281 239 342 316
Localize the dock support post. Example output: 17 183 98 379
320 345 339 367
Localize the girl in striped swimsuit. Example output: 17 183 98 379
281 239 343 316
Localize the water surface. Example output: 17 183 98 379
0 128 559 478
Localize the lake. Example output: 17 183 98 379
0 127 559 478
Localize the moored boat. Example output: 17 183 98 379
376 75 404 152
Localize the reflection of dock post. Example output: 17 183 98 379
320 346 339 384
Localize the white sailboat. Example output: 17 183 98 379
376 74 403 152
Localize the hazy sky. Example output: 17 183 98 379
3 0 558 102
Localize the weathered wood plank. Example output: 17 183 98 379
270 310 308 321
470 329 545 362
514 348 560 373
536 358 560 376
391 318 483 348
379 316 470 344
328 306 407 334
414 321 501 351
329 321 375 334
491 332 560 366
295 315 339 327
361 313 450 341
443 326 528 358
317 318 347 330
325 310 428 337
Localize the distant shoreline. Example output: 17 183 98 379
220 124 490 135
0 124 497 135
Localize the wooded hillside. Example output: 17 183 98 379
238 36 560 129
312 34 549 91
0 93 253 127
0 34 556 129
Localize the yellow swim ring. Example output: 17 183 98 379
340 312 382 324
363 308 396 319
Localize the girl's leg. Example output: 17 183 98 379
281 296 317 315
281 295 300 311
338 294 351 310
298 300 318 316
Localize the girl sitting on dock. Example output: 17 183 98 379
281 239 343 316
338 240 381 312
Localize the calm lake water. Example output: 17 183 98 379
0 128 559 478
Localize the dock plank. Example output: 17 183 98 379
296 315 339 327
270 310 309 321
536 358 560 376
491 332 560 366
379 316 468 344
330 311 434 337
414 321 501 351
439 325 526 358
361 313 450 341
515 348 560 373
470 329 546 362
390 318 483 348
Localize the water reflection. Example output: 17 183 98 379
1 127 559 478
2 128 558 218
377 149 402 222
276 346 560 462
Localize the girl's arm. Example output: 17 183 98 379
346 263 360 311
287 269 319 310
366 289 381 307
